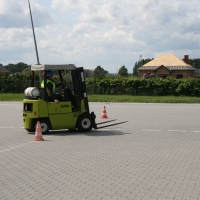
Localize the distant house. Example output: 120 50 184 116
138 54 196 78
0 64 12 74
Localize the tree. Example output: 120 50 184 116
4 63 15 72
188 58 200 69
133 62 138 76
4 62 30 73
22 67 31 75
118 65 128 76
93 66 108 77
133 58 154 76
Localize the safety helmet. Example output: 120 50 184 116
46 70 53 77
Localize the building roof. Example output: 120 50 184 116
139 54 196 71
0 64 12 73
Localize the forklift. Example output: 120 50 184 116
23 1 127 133
23 64 127 133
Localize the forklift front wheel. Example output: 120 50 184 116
37 120 50 134
77 114 92 132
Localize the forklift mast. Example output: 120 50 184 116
71 67 90 113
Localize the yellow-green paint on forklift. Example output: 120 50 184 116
23 96 88 132
23 99 48 130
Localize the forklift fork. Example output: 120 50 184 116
93 119 128 129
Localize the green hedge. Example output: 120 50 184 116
86 76 200 96
1 72 200 96
0 73 39 93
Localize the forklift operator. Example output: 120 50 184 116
41 70 78 111
41 70 67 103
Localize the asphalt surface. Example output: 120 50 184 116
1 102 200 200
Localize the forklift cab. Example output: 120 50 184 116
30 64 87 104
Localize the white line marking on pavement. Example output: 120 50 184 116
142 129 160 132
168 130 186 132
0 136 53 153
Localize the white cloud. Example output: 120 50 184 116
0 0 53 28
0 0 200 73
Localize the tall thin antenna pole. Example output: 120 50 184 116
139 55 142 67
28 0 40 65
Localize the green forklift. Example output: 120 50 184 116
22 64 126 133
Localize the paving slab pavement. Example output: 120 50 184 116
0 102 200 200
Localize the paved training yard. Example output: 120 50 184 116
0 102 200 200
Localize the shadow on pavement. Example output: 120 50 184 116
36 129 131 137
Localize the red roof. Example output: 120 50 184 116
0 65 12 73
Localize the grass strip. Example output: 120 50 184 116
0 93 200 103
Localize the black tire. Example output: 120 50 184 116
77 114 92 132
36 120 50 134
26 129 35 133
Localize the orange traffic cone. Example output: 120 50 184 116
34 121 44 141
101 106 108 118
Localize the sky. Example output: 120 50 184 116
0 0 200 73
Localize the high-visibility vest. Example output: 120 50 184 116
41 79 56 94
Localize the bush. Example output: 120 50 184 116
86 76 200 96
0 73 39 93
1 73 200 96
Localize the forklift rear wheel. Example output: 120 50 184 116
37 120 50 134
78 115 92 132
